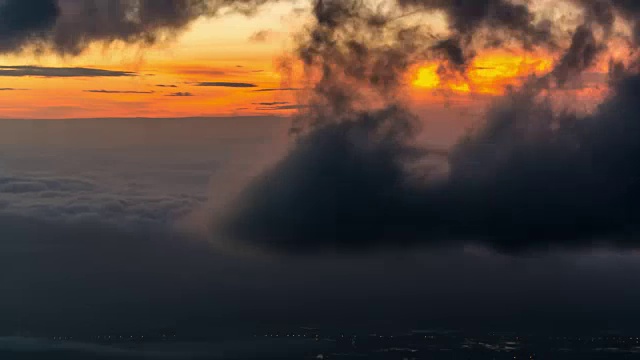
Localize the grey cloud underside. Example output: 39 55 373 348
0 65 136 77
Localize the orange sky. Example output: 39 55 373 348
0 1 616 119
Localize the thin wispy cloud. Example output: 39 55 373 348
253 87 302 92
156 84 178 88
256 104 308 111
253 102 289 106
166 92 194 97
84 90 154 94
248 29 275 42
195 82 257 88
171 65 264 77
179 68 227 76
0 66 136 77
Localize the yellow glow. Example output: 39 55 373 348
412 51 554 95
413 65 440 89
468 51 553 94
450 82 471 93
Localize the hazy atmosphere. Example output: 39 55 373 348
2 0 640 359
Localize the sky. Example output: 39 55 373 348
0 0 616 120
2 0 640 345
0 2 307 118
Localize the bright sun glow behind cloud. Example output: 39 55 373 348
413 51 554 95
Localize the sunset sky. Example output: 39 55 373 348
0 0 622 119
0 2 305 118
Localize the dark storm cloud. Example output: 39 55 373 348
574 0 640 46
220 73 640 254
217 0 640 254
584 0 640 19
166 91 194 96
84 89 154 94
611 0 640 45
432 38 467 67
218 0 439 251
550 0 640 87
552 25 601 86
0 0 60 53
396 0 554 66
0 65 136 77
0 0 634 60
0 0 286 55
195 81 258 87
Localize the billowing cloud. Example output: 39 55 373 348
217 0 640 254
396 0 554 66
0 65 136 77
220 75 640 253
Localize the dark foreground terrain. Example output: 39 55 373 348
3 330 640 359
